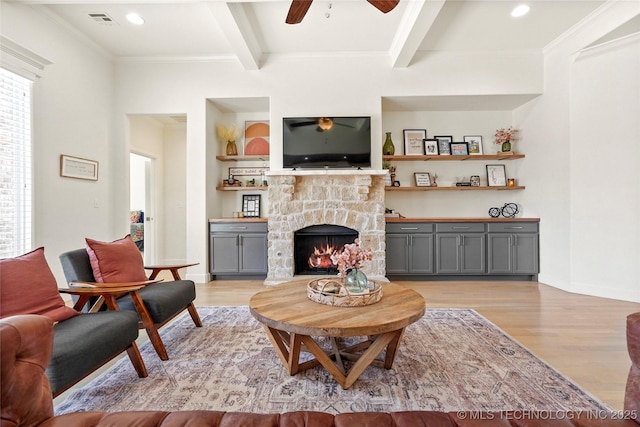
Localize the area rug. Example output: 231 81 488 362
55 307 609 415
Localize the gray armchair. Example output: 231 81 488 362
59 249 202 361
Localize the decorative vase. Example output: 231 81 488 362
226 140 238 156
382 132 395 155
344 268 368 293
501 140 512 152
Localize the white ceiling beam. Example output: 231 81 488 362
207 1 263 70
389 0 446 68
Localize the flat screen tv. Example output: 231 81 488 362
283 116 371 169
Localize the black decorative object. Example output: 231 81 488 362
489 207 501 218
501 203 519 218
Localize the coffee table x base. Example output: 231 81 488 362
262 325 405 389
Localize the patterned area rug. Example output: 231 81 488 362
55 307 608 415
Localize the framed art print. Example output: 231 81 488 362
450 142 469 156
464 135 484 155
486 164 507 187
434 136 453 155
244 121 270 156
242 194 261 217
403 129 427 155
414 172 432 187
60 155 99 181
423 139 439 155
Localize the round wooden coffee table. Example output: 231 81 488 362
249 279 426 389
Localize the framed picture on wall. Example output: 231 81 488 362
244 121 270 156
464 135 484 155
60 155 99 181
403 129 427 155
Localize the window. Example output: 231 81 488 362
0 67 32 258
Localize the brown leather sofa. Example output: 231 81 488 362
2 313 639 427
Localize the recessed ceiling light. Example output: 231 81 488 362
126 13 145 25
511 4 530 17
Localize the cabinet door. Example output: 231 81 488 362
435 234 461 273
239 233 268 273
512 234 539 274
409 234 434 274
488 234 513 273
386 234 410 274
460 234 486 274
210 233 239 273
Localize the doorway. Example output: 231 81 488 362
130 152 156 264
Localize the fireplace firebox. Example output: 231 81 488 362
294 225 358 275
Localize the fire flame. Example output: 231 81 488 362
308 244 336 269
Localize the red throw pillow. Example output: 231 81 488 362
0 247 78 322
85 235 147 283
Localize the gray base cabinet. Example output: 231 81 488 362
386 223 434 274
487 223 539 275
386 221 539 280
209 222 267 278
435 223 486 274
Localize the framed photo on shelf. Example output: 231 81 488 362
242 194 261 217
486 164 507 187
414 172 432 187
60 154 99 181
450 142 469 156
403 129 427 155
434 136 453 155
464 135 483 155
423 139 439 155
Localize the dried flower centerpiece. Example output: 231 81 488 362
494 127 519 153
307 239 381 307
216 124 239 156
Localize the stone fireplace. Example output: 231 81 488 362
266 170 387 285
294 224 358 276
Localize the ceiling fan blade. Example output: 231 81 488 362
367 0 400 14
286 0 314 24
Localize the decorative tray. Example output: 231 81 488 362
307 278 383 307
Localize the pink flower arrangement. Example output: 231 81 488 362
494 127 519 145
330 238 373 277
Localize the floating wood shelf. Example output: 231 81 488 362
385 186 525 191
216 155 269 161
216 186 268 191
382 154 524 161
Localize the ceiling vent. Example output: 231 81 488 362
88 13 118 26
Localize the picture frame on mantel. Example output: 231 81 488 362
403 129 426 155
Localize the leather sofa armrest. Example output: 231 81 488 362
0 315 56 427
625 312 640 414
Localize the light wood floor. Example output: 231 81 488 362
196 279 639 410
55 279 639 410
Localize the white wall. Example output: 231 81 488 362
1 2 115 284
515 1 640 302
4 1 638 301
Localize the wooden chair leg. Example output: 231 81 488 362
126 342 148 378
128 291 169 361
187 302 203 327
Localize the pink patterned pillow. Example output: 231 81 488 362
0 247 78 322
85 235 148 283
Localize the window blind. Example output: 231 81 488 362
0 67 32 258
